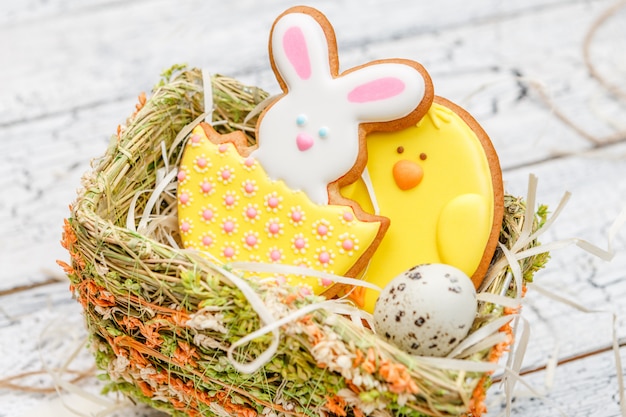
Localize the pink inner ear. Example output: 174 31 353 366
283 26 311 80
347 77 406 103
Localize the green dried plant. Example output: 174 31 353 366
59 66 549 417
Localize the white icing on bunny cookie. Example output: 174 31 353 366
252 8 431 205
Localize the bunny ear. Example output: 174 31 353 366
341 61 432 124
269 8 337 90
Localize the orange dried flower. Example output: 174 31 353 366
185 410 200 417
137 380 154 398
140 321 164 348
299 316 325 346
69 250 86 271
56 260 75 275
352 349 364 367
284 293 300 305
93 290 115 307
128 347 149 367
360 347 377 374
378 360 419 394
173 341 199 367
76 279 115 308
130 92 147 118
60 218 77 250
503 306 520 316
170 310 191 327
345 379 361 394
147 370 168 384
121 315 142 330
325 395 347 417
468 376 488 417
169 397 187 409
223 401 256 417
169 376 186 392
361 359 375 375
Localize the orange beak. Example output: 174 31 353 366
392 159 423 190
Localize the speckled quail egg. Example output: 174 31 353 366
373 263 477 357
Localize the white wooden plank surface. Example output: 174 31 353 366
486 348 626 417
502 140 626 363
1 0 626 416
2 0 625 290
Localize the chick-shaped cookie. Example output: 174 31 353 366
341 98 504 312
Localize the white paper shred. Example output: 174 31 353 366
202 68 214 123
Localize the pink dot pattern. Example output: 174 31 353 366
177 126 382 295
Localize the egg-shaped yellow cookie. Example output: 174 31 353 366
341 98 503 312
177 125 386 295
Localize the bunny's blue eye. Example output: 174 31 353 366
318 126 329 139
296 114 307 126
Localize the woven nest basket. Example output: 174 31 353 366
59 66 549 417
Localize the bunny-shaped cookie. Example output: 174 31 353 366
252 6 433 205
177 7 436 293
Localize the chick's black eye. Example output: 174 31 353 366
420 153 427 160
396 146 404 154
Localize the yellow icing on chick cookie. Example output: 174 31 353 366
341 100 502 312
178 125 383 294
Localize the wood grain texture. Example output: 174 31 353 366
486 348 626 417
1 0 625 415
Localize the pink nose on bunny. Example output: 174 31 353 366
296 132 314 152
